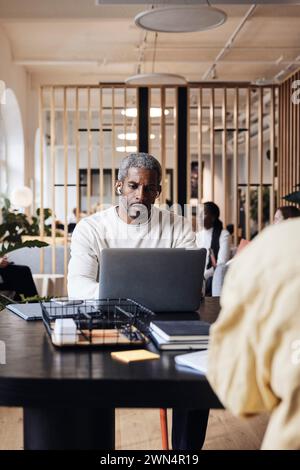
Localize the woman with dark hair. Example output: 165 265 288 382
196 201 230 295
273 205 300 224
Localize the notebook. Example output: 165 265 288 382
150 329 208 351
149 320 210 342
175 350 209 375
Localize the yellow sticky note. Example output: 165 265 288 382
111 349 160 363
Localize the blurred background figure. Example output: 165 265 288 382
226 223 234 236
0 255 38 300
67 208 77 233
273 205 300 224
67 208 87 233
196 201 230 296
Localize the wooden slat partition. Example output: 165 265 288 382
111 87 116 205
63 87 68 291
188 83 279 241
258 87 263 232
298 73 300 187
233 88 238 245
75 87 80 221
278 69 300 204
99 86 104 206
292 80 297 192
270 87 275 221
87 87 92 214
173 90 178 208
285 79 290 199
197 88 203 204
123 87 127 186
279 82 283 202
50 87 56 273
37 81 282 288
289 77 293 197
160 87 166 205
222 88 227 226
186 87 191 206
245 88 251 241
38 87 45 273
210 88 215 200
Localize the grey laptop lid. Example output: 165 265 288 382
99 248 206 312
6 302 44 320
6 301 80 321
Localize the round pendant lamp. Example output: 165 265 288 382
134 5 227 34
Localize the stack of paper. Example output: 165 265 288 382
175 350 208 375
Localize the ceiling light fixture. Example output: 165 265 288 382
125 73 187 86
126 30 187 86
134 4 227 34
121 107 169 118
118 132 137 141
118 132 155 141
116 145 137 153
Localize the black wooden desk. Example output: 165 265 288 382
0 297 222 449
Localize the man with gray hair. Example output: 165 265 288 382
68 152 209 451
68 152 195 299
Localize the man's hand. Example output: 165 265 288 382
0 256 9 268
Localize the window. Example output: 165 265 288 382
0 88 24 197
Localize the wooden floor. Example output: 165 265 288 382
0 407 269 450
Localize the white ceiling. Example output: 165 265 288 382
0 1 300 85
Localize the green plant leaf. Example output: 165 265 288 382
20 294 52 303
0 240 49 257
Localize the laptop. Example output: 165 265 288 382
99 248 207 312
6 300 82 321
6 302 44 321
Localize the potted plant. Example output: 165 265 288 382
0 196 52 308
0 196 49 257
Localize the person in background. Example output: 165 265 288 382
207 217 300 449
68 208 79 233
196 202 230 295
226 223 234 236
0 256 38 300
225 223 237 258
273 205 300 224
68 208 77 225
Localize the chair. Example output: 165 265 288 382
212 263 229 297
160 408 169 450
9 245 69 275
9 246 70 297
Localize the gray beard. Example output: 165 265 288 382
128 203 149 224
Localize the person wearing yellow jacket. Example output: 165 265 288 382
207 217 300 450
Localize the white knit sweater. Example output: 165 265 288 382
68 205 195 299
